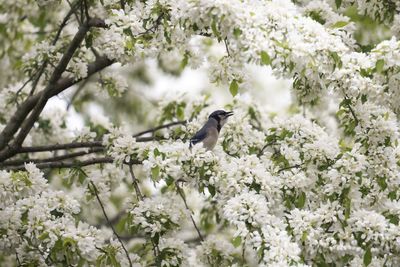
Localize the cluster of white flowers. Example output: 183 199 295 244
300 1 356 48
158 237 190 267
30 106 73 145
3 0 400 265
195 236 239 266
129 193 185 237
0 164 110 265
222 191 303 265
104 127 151 165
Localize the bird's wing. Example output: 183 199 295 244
190 127 208 146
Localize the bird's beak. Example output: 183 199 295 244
226 111 234 117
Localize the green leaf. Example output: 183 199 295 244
151 166 160 180
233 28 242 38
329 51 342 69
361 94 367 104
229 79 239 97
332 21 349 28
38 232 49 241
260 51 272 65
375 59 385 73
301 231 308 242
363 247 372 266
344 197 351 220
232 236 242 248
177 105 185 120
208 184 216 197
309 11 326 24
296 192 306 208
154 148 161 157
377 176 388 190
152 233 160 245
211 18 221 41
180 53 189 70
335 0 342 9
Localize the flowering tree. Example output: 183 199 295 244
1 0 400 266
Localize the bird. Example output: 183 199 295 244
189 110 233 150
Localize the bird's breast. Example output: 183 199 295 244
202 128 219 150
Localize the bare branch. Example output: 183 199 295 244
176 182 204 242
257 142 276 157
1 117 184 167
89 181 133 267
128 164 143 201
0 55 113 162
132 120 187 138
14 18 105 147
224 37 231 57
0 17 107 160
277 164 303 173
17 141 103 153
127 164 160 260
0 147 104 167
343 94 359 125
67 78 90 110
16 2 80 98
2 157 114 171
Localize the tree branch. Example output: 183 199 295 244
1 118 184 168
0 55 113 162
18 141 104 153
257 142 276 157
66 78 90 110
132 120 187 138
277 164 303 173
176 182 204 242
127 164 160 260
4 119 183 158
30 2 81 96
11 18 107 147
0 147 104 167
89 181 133 267
128 164 143 201
3 157 114 171
0 17 108 161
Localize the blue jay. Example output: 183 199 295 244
189 110 233 150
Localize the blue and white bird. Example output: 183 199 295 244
189 110 233 150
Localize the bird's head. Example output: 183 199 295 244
208 110 233 127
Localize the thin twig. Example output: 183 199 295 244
128 164 143 201
90 181 133 267
277 163 303 173
224 37 231 57
3 157 114 171
242 238 246 263
120 0 125 10
257 142 276 157
83 0 90 20
66 78 90 110
66 0 82 25
18 141 103 153
127 164 160 261
15 77 33 102
137 14 163 36
343 94 359 124
132 120 187 138
15 251 21 266
95 210 126 227
30 0 80 96
175 182 204 241
0 147 104 166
